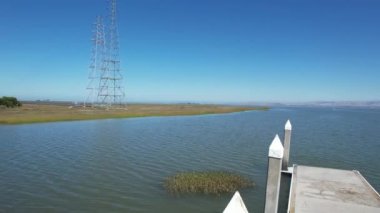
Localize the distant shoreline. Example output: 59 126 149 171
0 103 269 125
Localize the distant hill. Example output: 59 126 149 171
234 101 380 108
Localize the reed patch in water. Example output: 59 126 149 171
165 171 254 195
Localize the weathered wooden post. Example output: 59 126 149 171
264 135 284 213
282 120 292 171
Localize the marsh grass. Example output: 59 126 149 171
0 104 266 124
165 171 254 195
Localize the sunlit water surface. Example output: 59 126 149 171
1 107 380 212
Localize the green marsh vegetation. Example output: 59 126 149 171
165 171 254 195
0 103 268 124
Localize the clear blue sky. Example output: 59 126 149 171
0 0 379 103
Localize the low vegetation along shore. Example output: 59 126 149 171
165 171 254 195
0 103 268 124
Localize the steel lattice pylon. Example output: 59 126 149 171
98 0 125 106
85 0 125 107
85 16 105 107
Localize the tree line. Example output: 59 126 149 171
0 96 22 108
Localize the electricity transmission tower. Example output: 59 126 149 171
85 0 125 107
98 0 125 106
85 16 105 107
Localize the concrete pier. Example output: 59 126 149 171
264 135 284 213
222 120 380 213
288 165 380 213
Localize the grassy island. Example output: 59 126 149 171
0 103 268 124
165 171 254 195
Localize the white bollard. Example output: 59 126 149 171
282 120 292 171
223 191 249 213
264 135 284 213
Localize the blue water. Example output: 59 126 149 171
1 107 379 212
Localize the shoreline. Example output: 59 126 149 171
0 104 269 125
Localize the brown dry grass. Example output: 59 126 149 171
0 103 267 124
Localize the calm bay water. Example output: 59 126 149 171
1 107 380 212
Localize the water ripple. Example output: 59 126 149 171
1 108 380 212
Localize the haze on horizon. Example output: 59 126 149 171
0 0 379 104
